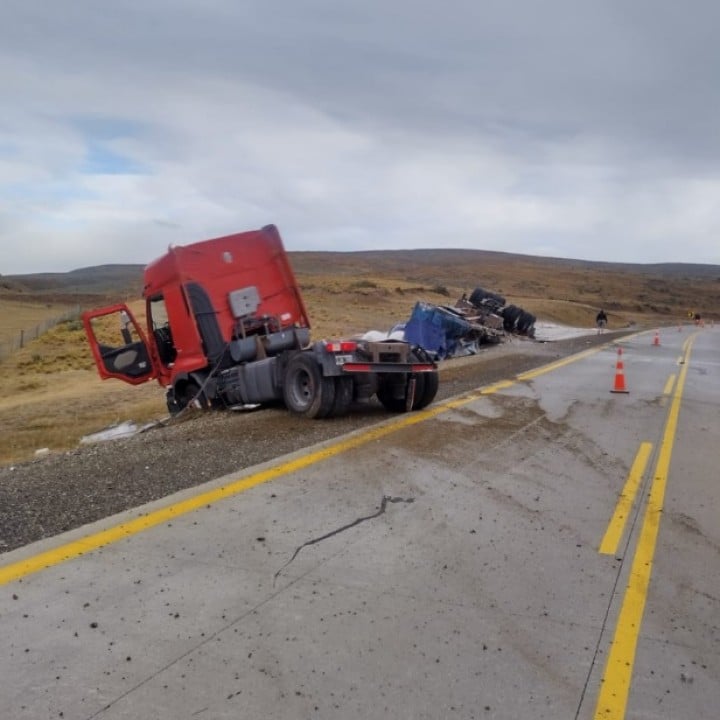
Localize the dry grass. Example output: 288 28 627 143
1 252 718 466
300 274 459 337
0 300 76 353
0 300 162 465
0 300 74 333
0 368 165 465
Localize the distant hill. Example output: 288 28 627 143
2 249 719 318
290 249 720 280
289 249 720 319
1 265 144 304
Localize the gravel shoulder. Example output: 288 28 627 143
0 332 627 553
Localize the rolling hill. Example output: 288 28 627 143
2 249 719 321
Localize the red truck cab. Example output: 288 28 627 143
84 225 438 417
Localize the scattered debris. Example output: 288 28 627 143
80 421 158 445
366 285 538 360
403 301 501 359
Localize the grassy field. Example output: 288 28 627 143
1 251 718 466
0 300 165 465
0 300 78 359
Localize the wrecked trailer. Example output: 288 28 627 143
387 285 536 360
402 302 503 360
459 286 536 339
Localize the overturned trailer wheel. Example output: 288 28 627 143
283 352 336 418
469 286 506 310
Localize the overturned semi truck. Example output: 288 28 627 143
83 225 439 418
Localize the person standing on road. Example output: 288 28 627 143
596 309 608 333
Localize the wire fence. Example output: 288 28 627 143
0 306 82 362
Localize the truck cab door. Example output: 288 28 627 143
82 304 157 384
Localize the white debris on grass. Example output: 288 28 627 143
80 421 157 445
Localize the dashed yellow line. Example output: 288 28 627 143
593 336 695 719
598 442 653 557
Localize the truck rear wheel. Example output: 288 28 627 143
283 353 336 418
413 371 439 410
377 370 439 413
328 376 353 417
377 374 411 412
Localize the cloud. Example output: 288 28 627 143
1 0 720 274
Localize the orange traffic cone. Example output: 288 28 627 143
652 330 660 346
611 347 629 394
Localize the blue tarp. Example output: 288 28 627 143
403 302 473 359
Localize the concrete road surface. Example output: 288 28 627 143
1 326 718 719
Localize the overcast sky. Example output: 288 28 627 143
2 1 720 274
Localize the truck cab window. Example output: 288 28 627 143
149 295 177 365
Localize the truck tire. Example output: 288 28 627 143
516 310 536 335
469 286 506 309
171 378 210 413
328 376 353 417
283 353 336 418
166 389 181 415
378 366 439 413
502 305 521 332
413 371 439 410
377 374 410 412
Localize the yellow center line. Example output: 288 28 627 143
0 343 607 587
593 336 695 719
662 374 676 396
598 442 653 557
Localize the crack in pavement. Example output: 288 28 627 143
273 495 414 586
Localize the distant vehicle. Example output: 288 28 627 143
83 225 438 418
